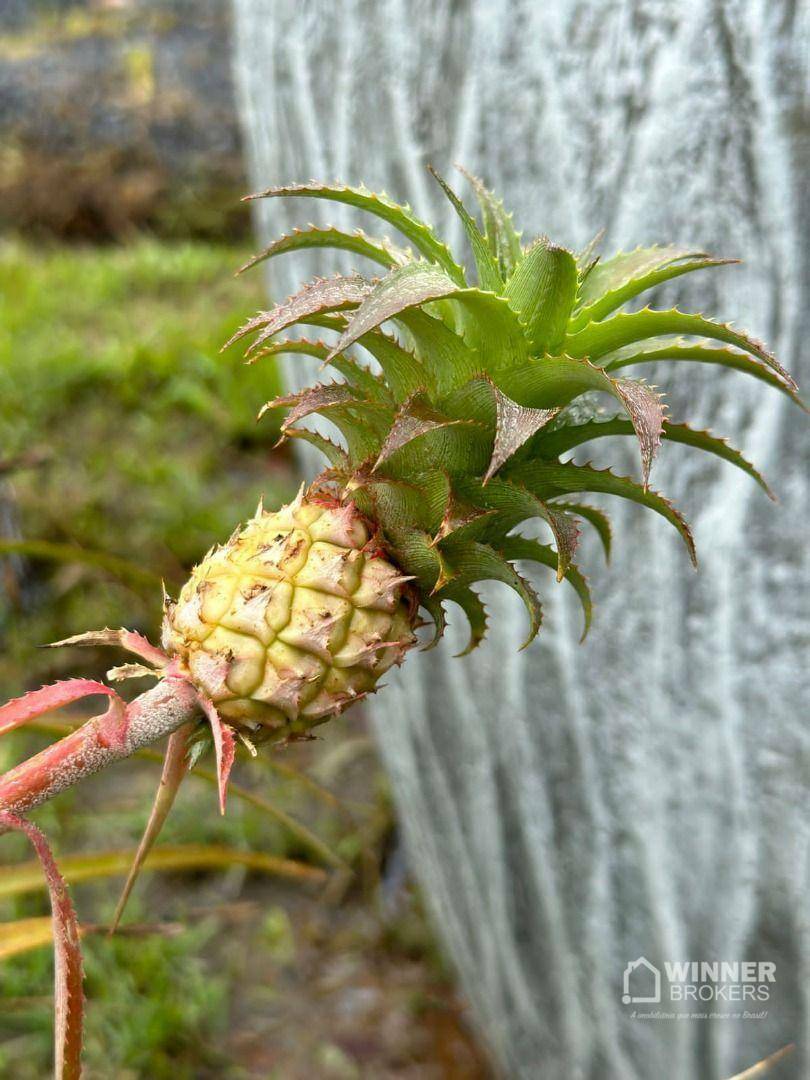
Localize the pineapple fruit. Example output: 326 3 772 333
162 491 415 740
159 166 800 742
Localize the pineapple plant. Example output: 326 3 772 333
0 166 802 1077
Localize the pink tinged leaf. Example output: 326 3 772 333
326 263 458 361
222 275 373 355
0 680 128 748
0 812 83 1080
373 391 470 470
611 378 665 490
110 723 194 933
258 382 358 426
539 504 581 582
484 382 559 482
194 693 236 815
48 628 168 668
552 502 613 564
433 491 498 545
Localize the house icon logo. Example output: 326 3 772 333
622 957 661 1004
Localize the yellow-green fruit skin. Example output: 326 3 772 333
162 491 416 739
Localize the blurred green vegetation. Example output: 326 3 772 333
0 238 295 691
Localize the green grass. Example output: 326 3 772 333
0 239 296 690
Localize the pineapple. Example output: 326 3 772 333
153 167 803 741
161 491 416 740
0 170 801 1070
161 165 798 740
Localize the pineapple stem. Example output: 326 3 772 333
0 679 200 822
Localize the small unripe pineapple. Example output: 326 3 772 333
162 489 417 740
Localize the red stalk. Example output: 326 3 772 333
0 679 200 822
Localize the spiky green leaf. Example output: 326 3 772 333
505 459 696 566
498 535 593 641
534 417 774 500
257 338 393 403
551 503 612 563
438 540 543 647
260 383 390 462
571 246 736 329
397 308 479 395
504 238 578 353
237 225 410 276
224 275 372 355
429 166 503 292
484 382 559 482
434 582 489 655
456 165 522 276
282 427 350 470
353 328 427 401
499 356 665 487
243 180 465 283
565 307 797 390
602 338 804 405
456 476 580 580
328 263 529 372
374 391 490 477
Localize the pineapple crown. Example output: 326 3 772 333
225 167 802 653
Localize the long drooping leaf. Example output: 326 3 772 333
533 417 774 499
437 540 544 647
497 535 593 641
223 274 373 355
549 502 613 563
506 459 696 566
570 246 736 329
0 845 326 900
504 237 578 354
0 812 83 1080
428 166 503 292
456 476 580 580
456 165 522 276
110 723 194 933
601 338 804 404
237 225 409 276
433 582 489 655
243 181 465 283
565 307 797 389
